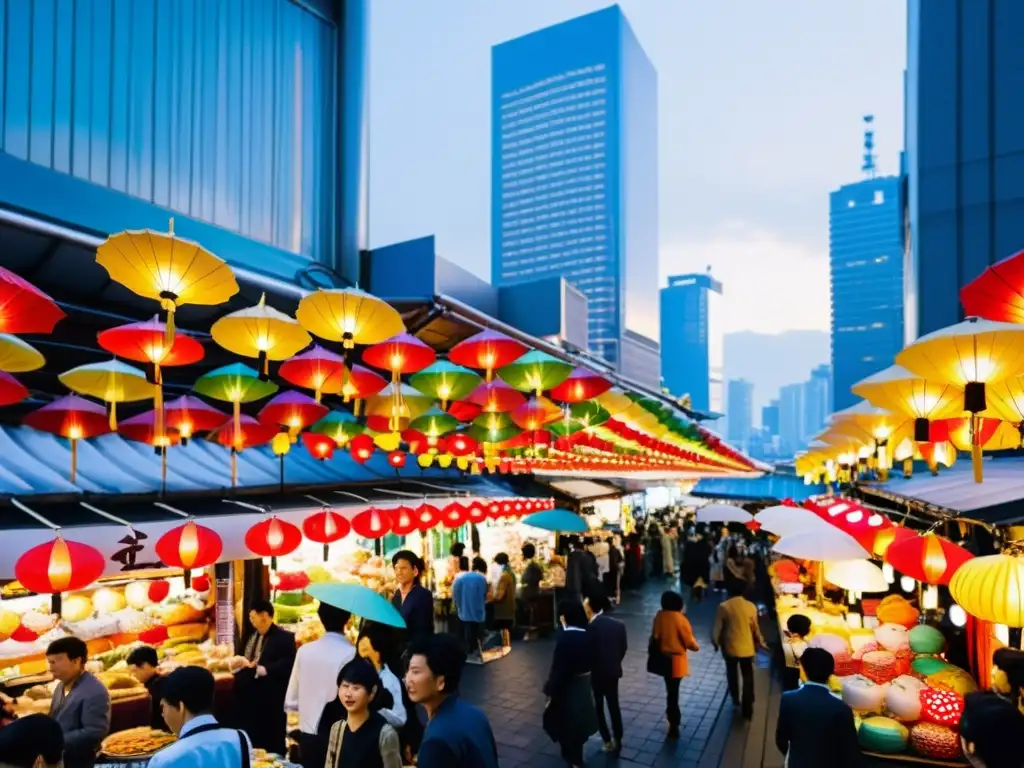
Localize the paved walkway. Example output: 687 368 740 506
460 581 734 767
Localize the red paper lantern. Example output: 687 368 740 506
415 503 441 531
14 537 105 593
351 507 392 539
303 509 351 544
388 450 407 469
886 532 974 585
446 400 482 422
919 686 964 727
445 433 478 457
348 433 375 464
156 521 223 570
745 520 762 533
441 502 468 529
487 501 502 519
390 506 418 536
245 517 303 558
466 500 487 524
302 432 336 461
97 316 205 369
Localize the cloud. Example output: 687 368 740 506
660 222 831 335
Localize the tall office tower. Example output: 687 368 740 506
726 379 754 450
778 382 806 456
803 364 832 439
905 0 1024 339
761 400 781 440
659 271 725 413
492 6 658 365
830 116 904 411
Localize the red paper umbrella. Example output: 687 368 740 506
340 364 388 413
348 433 376 463
510 396 562 431
446 400 482 422
441 502 468 529
119 410 182 446
390 505 418 536
0 266 66 334
210 415 277 450
465 500 488 524
444 432 478 457
548 368 612 403
15 537 105 593
351 507 392 538
366 414 404 434
467 380 526 413
0 371 28 406
362 332 436 375
415 503 441 530
886 532 974 585
302 432 336 461
303 508 351 544
97 316 205 370
960 248 1024 322
259 391 329 434
449 329 527 380
24 395 112 482
164 395 230 441
245 517 303 559
278 345 348 402
156 520 223 570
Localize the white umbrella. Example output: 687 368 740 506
756 505 832 537
695 503 753 525
773 528 869 562
824 559 889 593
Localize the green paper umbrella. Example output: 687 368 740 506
467 411 522 444
311 410 365 445
496 350 572 396
409 406 460 437
408 361 482 410
193 362 278 447
549 401 611 436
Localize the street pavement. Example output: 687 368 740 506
460 580 734 767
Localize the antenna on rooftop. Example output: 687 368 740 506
862 114 876 179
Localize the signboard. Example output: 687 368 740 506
215 577 234 646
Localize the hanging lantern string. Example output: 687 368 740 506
79 502 134 528
304 494 332 507
333 490 370 503
153 502 190 518
10 498 59 530
371 487 422 498
224 499 271 514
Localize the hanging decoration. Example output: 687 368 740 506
211 293 310 379
886 532 974 586
387 450 406 469
362 333 437 432
194 363 278 450
872 525 917 559
296 288 405 349
0 266 66 334
350 507 393 539
245 516 303 567
340 364 388 415
58 359 154 430
278 345 348 402
302 432 336 461
118 410 182 447
364 383 433 434
209 415 277 486
258 391 329 440
414 503 441 531
466 500 488 524
509 395 562 431
348 433 376 464
960 247 1024 323
389 506 418 536
549 367 612 403
497 350 573 395
449 328 527 381
96 218 239 346
409 361 482 410
303 508 351 560
948 543 1024 627
163 395 230 443
0 371 28 406
408 407 460 438
14 537 105 593
155 520 223 586
467 379 525 414
0 333 46 373
441 502 468 529
24 395 112 482
310 411 364 447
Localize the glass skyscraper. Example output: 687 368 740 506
659 272 724 414
905 0 1024 338
491 6 658 364
830 175 904 411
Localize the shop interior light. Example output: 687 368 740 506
948 603 967 628
882 562 895 584
900 575 916 593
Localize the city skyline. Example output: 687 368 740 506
368 0 906 335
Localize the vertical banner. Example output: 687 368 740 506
215 576 234 647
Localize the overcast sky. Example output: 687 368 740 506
367 1 907 335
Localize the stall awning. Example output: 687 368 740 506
544 479 622 500
693 472 826 503
858 457 1024 523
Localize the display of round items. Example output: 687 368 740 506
919 686 964 727
909 722 961 760
908 625 946 655
841 675 887 712
874 623 911 652
861 650 899 684
858 716 910 754
925 665 979 696
876 594 920 628
886 675 925 721
911 656 952 679
808 632 849 656
852 640 879 661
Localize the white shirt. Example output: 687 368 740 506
284 632 356 734
378 665 408 728
146 714 251 768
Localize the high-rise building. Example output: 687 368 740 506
491 6 659 365
803 364 832 438
904 0 1024 338
726 379 754 450
778 382 805 455
761 400 781 439
659 272 724 413
830 117 904 411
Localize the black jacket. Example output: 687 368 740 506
586 614 628 683
234 623 296 752
775 684 860 768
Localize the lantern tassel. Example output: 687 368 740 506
353 399 362 417
155 380 164 448
315 387 322 403
161 446 167 496
231 449 238 487
70 438 78 483
971 413 983 484
233 400 241 450
816 561 824 609
258 350 269 382
903 458 913 478
323 544 329 562
109 401 117 431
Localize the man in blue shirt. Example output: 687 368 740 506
147 666 251 768
452 557 488 661
405 634 498 768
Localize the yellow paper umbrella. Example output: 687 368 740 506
211 293 311 378
852 364 965 440
985 378 1024 426
830 400 912 480
96 218 239 346
295 288 405 349
59 360 155 429
896 318 1024 482
0 333 45 372
596 388 633 416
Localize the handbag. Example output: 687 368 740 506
647 634 670 677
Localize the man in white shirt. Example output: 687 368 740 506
147 666 251 768
285 602 355 768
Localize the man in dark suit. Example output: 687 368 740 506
234 598 297 755
775 647 860 768
585 590 628 756
46 637 111 768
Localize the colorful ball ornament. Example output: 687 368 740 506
861 651 899 685
918 686 964 728
858 716 909 754
886 675 925 721
874 623 911 652
909 723 961 759
925 666 978 696
908 625 946 655
911 657 952 679
841 675 886 712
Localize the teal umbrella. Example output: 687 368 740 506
522 509 589 533
306 582 407 628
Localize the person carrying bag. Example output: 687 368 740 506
648 591 700 740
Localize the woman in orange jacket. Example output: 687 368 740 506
651 591 700 739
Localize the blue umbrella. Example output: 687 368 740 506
306 582 407 628
522 509 589 533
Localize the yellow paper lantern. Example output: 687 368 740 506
949 544 1024 627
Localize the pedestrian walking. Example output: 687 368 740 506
607 535 624 604
543 601 598 767
712 582 766 719
452 556 488 660
648 591 699 739
323 658 403 768
391 550 435 648
585 591 627 756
